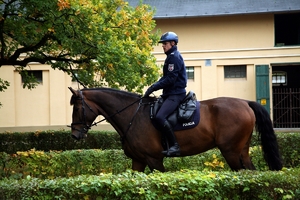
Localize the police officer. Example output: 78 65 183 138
144 32 187 156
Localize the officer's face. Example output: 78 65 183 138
162 41 173 53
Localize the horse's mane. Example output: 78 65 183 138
70 87 142 105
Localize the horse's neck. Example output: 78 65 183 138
90 90 139 118
92 90 142 135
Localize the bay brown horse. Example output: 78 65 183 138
68 87 282 172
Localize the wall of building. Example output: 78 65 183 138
0 64 72 128
153 14 300 101
0 14 300 131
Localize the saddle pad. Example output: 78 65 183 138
173 101 200 131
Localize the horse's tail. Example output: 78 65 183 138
248 101 283 170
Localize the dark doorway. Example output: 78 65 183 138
272 65 300 128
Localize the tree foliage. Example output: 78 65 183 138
0 0 160 92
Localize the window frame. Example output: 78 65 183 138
21 70 43 84
224 65 247 79
186 66 194 80
272 71 287 86
274 12 300 47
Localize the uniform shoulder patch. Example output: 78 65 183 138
168 64 174 71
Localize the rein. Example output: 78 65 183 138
91 97 143 128
93 97 145 142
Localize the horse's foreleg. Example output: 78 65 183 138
132 158 165 172
132 159 147 172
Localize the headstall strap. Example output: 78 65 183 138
79 90 87 126
69 90 91 132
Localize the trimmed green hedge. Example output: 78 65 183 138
1 131 300 168
0 132 300 199
0 130 297 152
277 133 300 168
1 145 299 180
0 130 121 153
0 169 299 199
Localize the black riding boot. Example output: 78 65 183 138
161 121 180 157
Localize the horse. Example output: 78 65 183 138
68 87 282 172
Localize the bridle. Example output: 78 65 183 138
69 90 148 140
69 90 98 134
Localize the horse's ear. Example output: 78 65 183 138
68 87 78 96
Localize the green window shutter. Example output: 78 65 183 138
256 65 270 113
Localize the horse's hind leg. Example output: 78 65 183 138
240 143 256 170
220 140 253 170
221 151 245 171
237 132 256 170
219 142 248 170
221 144 255 171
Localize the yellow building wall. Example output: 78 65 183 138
153 14 299 101
0 64 70 127
14 69 50 126
0 65 16 126
0 14 300 131
155 14 273 51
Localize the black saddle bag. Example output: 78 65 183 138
178 91 197 122
150 91 197 122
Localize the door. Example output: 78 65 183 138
256 65 270 113
272 65 300 128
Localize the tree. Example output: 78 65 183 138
0 0 160 93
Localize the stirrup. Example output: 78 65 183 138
162 145 180 157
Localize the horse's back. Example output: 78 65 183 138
200 97 255 143
201 97 254 116
201 96 251 109
199 97 255 130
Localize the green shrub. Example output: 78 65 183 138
1 131 299 153
0 169 299 199
1 131 300 170
0 130 121 153
0 149 132 180
276 133 300 167
162 146 268 171
1 146 298 180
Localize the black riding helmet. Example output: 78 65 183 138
158 32 178 44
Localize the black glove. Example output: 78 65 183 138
144 86 154 97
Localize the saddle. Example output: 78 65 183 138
150 91 200 130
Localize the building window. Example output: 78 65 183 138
224 65 246 78
21 70 43 83
275 13 300 46
186 67 194 80
272 71 287 86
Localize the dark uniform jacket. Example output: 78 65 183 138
152 46 187 97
